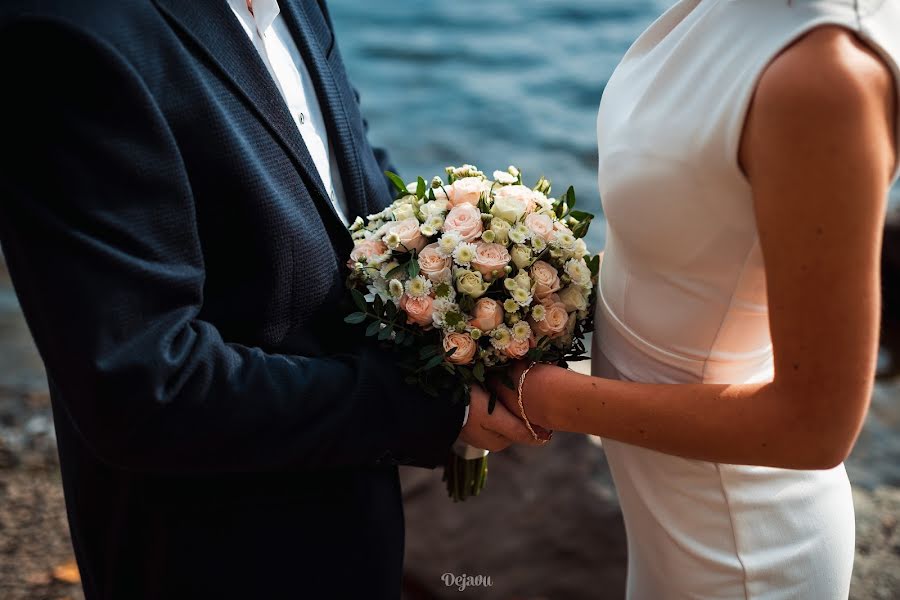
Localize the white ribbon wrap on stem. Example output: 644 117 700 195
452 440 489 460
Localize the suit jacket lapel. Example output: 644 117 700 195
151 0 352 251
279 0 373 220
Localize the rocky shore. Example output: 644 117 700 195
1 251 898 599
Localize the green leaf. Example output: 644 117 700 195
386 171 408 194
350 288 368 312
568 210 593 221
373 295 385 317
526 348 544 361
420 345 442 359
487 391 497 415
458 294 475 315
416 176 427 199
386 263 407 280
407 259 420 278
422 353 445 371
378 325 392 341
572 216 593 240
472 361 485 383
385 301 397 320
366 321 381 337
587 254 601 277
394 330 406 345
565 186 576 211
344 312 367 325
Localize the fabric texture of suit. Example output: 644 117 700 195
0 1 464 598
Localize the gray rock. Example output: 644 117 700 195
851 487 900 600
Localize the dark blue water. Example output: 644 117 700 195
330 0 900 255
328 0 675 251
328 0 900 488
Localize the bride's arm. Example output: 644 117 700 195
500 28 898 470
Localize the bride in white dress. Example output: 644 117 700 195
490 1 900 597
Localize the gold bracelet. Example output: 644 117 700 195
517 361 547 443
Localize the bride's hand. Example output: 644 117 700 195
487 362 556 440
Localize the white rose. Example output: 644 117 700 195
558 285 588 312
393 203 417 222
489 218 511 245
491 196 526 224
565 258 592 287
421 198 449 218
493 184 536 213
456 270 489 299
510 244 533 269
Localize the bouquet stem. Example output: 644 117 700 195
443 441 489 501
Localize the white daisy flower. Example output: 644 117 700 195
404 276 432 298
430 298 459 329
490 325 512 350
554 230 578 252
531 304 547 322
384 231 402 250
437 231 462 257
511 287 533 307
388 279 404 299
452 242 477 266
426 215 445 230
512 321 532 342
504 298 519 313
508 224 531 245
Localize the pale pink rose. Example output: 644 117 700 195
348 239 387 267
387 218 427 253
400 294 435 328
417 243 452 282
531 302 569 339
530 260 561 299
539 293 562 309
504 335 533 359
443 332 477 365
447 177 484 207
471 242 511 280
525 213 555 241
493 184 536 214
468 298 504 332
443 204 484 243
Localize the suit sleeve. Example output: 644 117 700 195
0 20 463 473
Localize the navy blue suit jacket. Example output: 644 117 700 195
0 1 464 598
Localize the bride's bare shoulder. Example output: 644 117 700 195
741 24 897 178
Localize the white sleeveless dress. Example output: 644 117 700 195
592 1 900 598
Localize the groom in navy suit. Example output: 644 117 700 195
0 1 535 598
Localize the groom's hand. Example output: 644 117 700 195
457 385 545 452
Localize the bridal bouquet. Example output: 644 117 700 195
344 164 599 501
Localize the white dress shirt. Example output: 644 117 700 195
228 0 350 225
